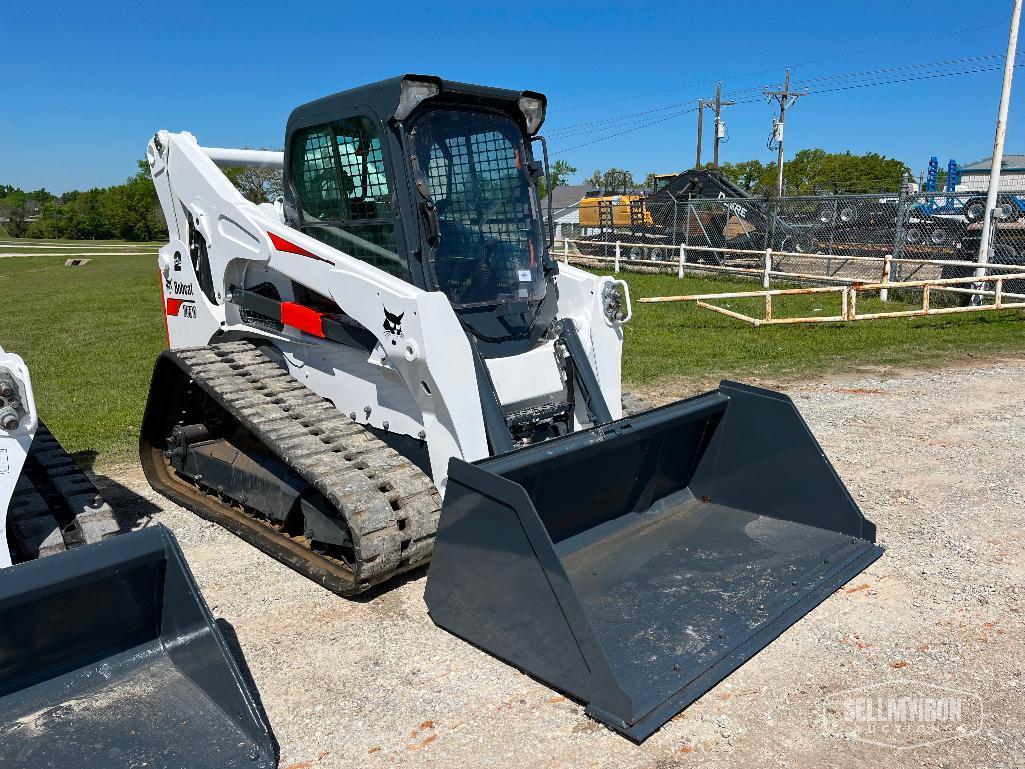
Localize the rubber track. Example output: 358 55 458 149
8 421 119 560
160 341 441 592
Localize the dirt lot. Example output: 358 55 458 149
95 358 1025 769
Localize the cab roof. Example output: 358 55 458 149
285 74 546 135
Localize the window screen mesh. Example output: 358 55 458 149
412 110 544 306
290 116 405 279
293 128 343 221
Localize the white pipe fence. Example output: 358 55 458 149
555 237 1025 304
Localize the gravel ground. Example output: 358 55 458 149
94 357 1025 769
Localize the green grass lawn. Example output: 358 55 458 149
0 241 160 254
2 249 166 464
606 270 1025 390
3 241 1025 466
0 237 159 247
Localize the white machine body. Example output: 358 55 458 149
0 346 39 568
148 130 629 491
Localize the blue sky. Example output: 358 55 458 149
1 0 1020 192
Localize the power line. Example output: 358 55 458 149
546 86 764 137
792 52 1014 85
550 61 1019 157
790 21 1005 69
553 106 700 154
546 101 693 137
804 62 1025 95
553 99 765 155
546 53 1017 140
550 21 1005 113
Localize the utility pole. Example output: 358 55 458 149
696 99 704 167
764 69 808 197
977 0 1022 278
711 82 735 169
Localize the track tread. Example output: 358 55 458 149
163 341 441 592
8 421 118 561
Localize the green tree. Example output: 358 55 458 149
599 168 636 194
222 149 285 204
537 159 577 198
705 160 776 193
0 191 32 237
706 150 910 196
550 160 576 189
781 149 909 194
20 159 167 241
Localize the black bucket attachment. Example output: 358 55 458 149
425 381 882 742
0 525 276 768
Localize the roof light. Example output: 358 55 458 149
395 78 441 121
518 95 546 135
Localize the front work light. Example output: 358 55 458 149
395 78 441 121
518 95 546 135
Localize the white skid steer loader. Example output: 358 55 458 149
141 75 882 740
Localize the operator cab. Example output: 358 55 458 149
283 75 557 352
650 173 677 194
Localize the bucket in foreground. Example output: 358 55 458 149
0 525 276 768
425 381 883 741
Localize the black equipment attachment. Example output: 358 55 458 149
0 525 276 768
425 381 882 741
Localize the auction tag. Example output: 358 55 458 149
0 449 8 475
517 270 532 282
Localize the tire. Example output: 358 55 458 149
996 196 1019 221
816 206 834 225
929 227 950 247
778 234 813 255
838 203 862 224
963 197 986 223
621 390 655 417
905 227 925 245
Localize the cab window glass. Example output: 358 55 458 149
290 116 406 279
410 109 544 306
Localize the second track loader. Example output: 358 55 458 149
141 75 882 739
1 345 119 565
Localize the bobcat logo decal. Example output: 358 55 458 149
383 307 404 336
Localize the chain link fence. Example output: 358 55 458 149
552 190 1025 297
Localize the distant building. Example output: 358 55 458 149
547 183 598 238
956 155 1025 193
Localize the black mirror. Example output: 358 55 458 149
531 136 555 249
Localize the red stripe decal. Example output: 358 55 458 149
166 298 185 316
268 232 333 264
280 302 325 338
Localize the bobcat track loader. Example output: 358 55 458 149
142 75 882 740
1 347 276 767
0 346 120 563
